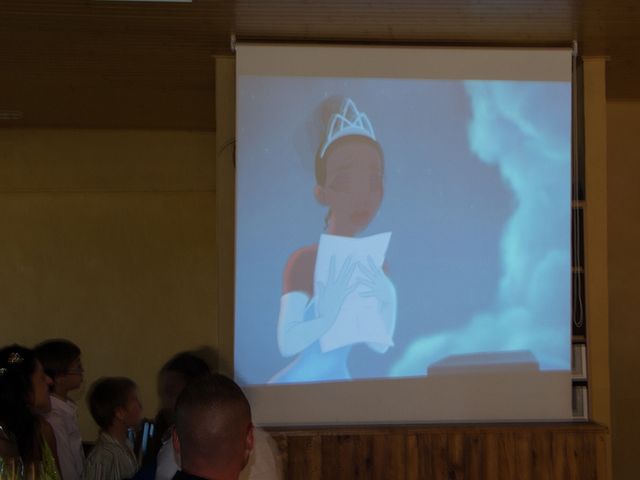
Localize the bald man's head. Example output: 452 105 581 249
173 374 253 479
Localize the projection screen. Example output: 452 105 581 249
235 44 573 424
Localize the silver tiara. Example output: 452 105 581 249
319 98 376 158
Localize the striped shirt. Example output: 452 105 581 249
84 432 138 480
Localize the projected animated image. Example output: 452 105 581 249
235 77 571 386
270 99 396 383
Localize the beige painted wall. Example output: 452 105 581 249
0 129 217 439
606 102 640 480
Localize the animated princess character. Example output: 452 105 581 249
269 98 397 383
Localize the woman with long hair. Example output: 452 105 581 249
0 344 61 479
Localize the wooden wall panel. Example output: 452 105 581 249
1 0 640 129
269 423 608 480
483 433 499 479
497 432 518 480
371 433 405 480
463 433 483 478
514 432 533 480
284 435 321 480
405 434 420 480
531 431 554 479
447 432 464 479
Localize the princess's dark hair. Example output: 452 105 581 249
0 344 40 462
